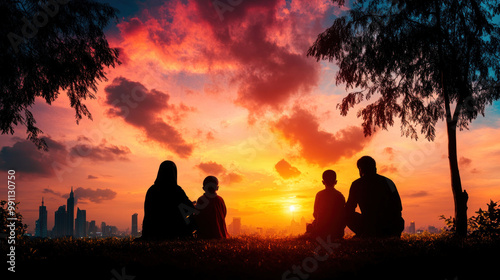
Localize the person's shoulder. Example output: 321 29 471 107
315 188 328 198
350 177 363 188
332 188 345 199
145 184 158 195
376 174 398 192
175 185 188 195
377 174 395 184
216 194 226 203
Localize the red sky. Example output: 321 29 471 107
1 0 499 234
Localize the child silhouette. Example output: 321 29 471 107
194 176 229 239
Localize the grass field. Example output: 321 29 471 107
5 233 500 280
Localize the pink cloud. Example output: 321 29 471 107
275 159 301 179
115 0 334 120
273 107 371 166
196 160 243 185
104 77 193 158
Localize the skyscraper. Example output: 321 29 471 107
53 205 67 237
66 187 75 237
409 221 416 234
101 221 107 237
36 198 48 238
89 220 97 237
75 208 87 238
232 217 241 235
131 213 138 237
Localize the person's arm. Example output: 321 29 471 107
220 196 227 218
344 183 358 216
141 187 154 238
313 192 320 219
385 178 403 212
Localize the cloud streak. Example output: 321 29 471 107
44 187 117 204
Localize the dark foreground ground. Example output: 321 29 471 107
3 233 500 280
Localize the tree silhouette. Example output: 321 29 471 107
1 0 120 150
308 0 500 237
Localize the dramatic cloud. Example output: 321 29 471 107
44 187 117 204
196 161 243 185
0 135 134 180
115 0 334 121
273 107 371 166
0 137 68 177
104 77 194 158
275 159 301 179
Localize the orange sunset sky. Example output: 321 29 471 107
1 0 500 234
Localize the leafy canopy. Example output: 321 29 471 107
308 0 500 140
1 0 120 150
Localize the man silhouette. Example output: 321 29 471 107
345 156 404 238
309 170 345 239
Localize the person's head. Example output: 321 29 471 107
203 175 219 194
357 156 377 177
322 170 337 188
154 160 177 186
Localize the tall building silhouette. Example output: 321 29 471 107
35 198 47 238
66 187 75 237
409 221 416 234
88 220 97 237
101 221 107 237
131 213 138 237
53 205 67 237
75 208 87 238
231 217 241 235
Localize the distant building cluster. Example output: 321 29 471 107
34 187 137 238
405 221 442 235
33 190 444 238
227 216 308 237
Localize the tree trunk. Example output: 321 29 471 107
446 120 468 237
437 0 468 237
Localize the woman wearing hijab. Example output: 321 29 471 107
141 160 195 240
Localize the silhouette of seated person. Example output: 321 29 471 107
345 156 404 238
193 176 229 239
141 160 194 240
307 170 346 239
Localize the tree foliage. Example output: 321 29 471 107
308 0 500 140
441 200 500 237
1 0 120 150
0 200 27 239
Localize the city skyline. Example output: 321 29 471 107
33 190 444 238
34 188 125 238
